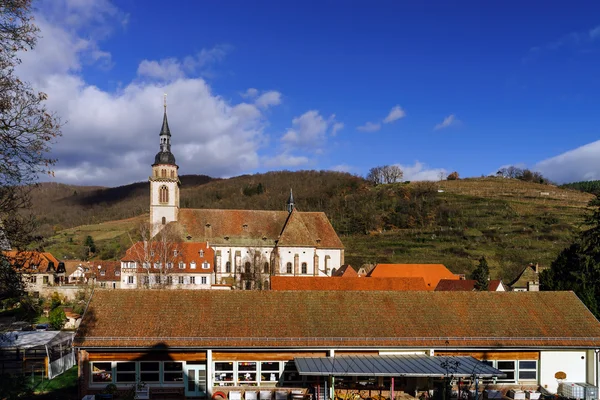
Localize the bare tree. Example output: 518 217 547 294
1 0 62 250
366 165 403 185
126 222 183 288
239 248 270 290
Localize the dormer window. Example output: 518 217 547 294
205 223 211 228
179 262 186 269
202 262 210 269
150 251 155 257
100 271 106 276
115 271 121 276
242 224 248 231
190 262 196 269
174 250 178 256
224 236 229 241
199 250 204 257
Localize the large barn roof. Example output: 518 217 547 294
75 290 600 349
172 208 343 249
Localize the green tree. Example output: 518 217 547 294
85 235 96 254
541 195 600 317
48 307 66 330
470 257 489 291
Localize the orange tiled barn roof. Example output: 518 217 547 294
435 279 504 291
368 263 460 290
271 276 426 291
75 290 600 349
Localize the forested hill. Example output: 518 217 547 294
561 180 600 194
34 172 594 283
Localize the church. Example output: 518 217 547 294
134 100 344 289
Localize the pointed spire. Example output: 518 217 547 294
286 188 295 213
160 93 171 137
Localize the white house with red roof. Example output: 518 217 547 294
120 241 214 289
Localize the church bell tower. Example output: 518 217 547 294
149 95 180 235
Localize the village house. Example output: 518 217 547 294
509 263 543 291
75 290 600 400
120 242 214 289
145 101 344 290
2 250 66 297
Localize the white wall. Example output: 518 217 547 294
540 351 587 393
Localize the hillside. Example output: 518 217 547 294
35 173 593 283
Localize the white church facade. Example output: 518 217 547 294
143 100 344 289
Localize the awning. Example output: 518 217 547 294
294 355 505 378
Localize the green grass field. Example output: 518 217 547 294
26 366 78 399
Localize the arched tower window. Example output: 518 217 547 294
170 170 174 178
162 217 166 225
159 185 169 203
161 169 166 178
226 261 231 273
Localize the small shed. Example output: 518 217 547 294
0 330 75 379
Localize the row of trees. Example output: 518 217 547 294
496 166 550 184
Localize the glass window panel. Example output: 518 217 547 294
164 372 184 382
141 372 160 382
261 362 280 371
215 362 234 371
519 361 537 369
140 362 159 372
116 373 136 383
238 372 257 382
188 370 196 392
497 361 515 370
91 362 112 383
117 362 136 372
261 372 280 382
164 362 183 372
519 371 537 380
238 362 257 371
214 372 234 382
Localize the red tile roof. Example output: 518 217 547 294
121 241 214 273
92 261 121 282
271 276 426 291
368 264 460 290
332 265 358 277
435 279 505 291
173 209 343 249
75 290 600 349
3 250 61 273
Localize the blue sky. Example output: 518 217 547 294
21 0 600 185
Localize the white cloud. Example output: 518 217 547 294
357 122 381 132
397 161 447 181
255 91 282 108
263 153 310 168
434 114 459 130
281 110 341 151
137 58 185 80
525 24 600 62
535 140 600 184
18 1 279 186
331 122 344 136
383 105 406 124
241 88 259 98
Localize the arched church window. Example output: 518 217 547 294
170 170 174 178
154 170 158 177
286 262 292 274
244 262 251 273
159 186 169 203
263 262 269 274
161 169 166 178
301 262 307 274
225 261 231 273
162 217 166 225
